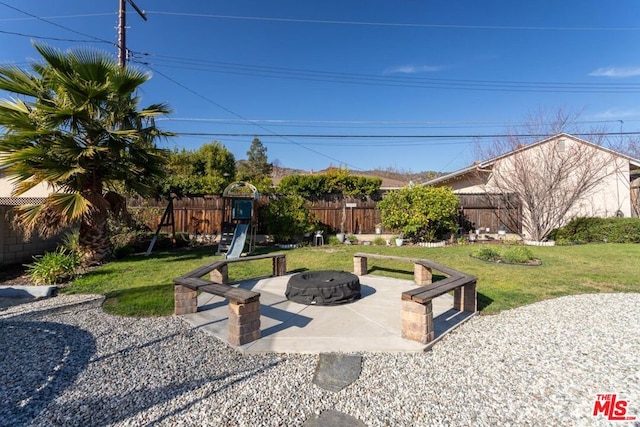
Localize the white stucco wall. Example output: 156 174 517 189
438 172 488 194
0 176 54 198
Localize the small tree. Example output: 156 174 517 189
378 185 459 242
475 108 618 241
262 195 313 243
163 142 236 196
277 167 381 197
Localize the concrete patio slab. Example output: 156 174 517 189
179 274 475 354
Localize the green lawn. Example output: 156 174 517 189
63 243 640 317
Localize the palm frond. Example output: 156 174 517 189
48 192 91 222
0 65 40 97
12 178 46 197
139 103 172 117
13 203 46 238
110 67 150 95
0 98 36 132
14 199 75 239
33 43 73 76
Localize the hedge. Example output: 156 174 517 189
549 217 640 243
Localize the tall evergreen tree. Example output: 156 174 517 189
237 137 273 192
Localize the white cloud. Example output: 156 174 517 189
588 66 640 78
591 108 640 119
385 65 442 75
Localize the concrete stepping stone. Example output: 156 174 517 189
303 409 366 427
312 353 362 392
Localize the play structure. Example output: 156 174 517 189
217 181 259 259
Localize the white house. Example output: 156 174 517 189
423 133 640 240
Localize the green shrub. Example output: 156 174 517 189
549 217 640 243
277 167 381 197
373 236 387 246
378 185 459 242
26 248 81 285
327 235 341 245
472 247 500 261
501 247 535 263
346 234 358 244
61 230 80 254
472 245 536 264
263 195 313 243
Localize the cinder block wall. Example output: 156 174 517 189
0 206 61 265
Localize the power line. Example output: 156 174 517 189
0 29 110 44
146 54 636 87
0 1 114 45
133 53 640 94
0 12 114 22
146 11 640 32
174 131 640 140
134 60 366 170
141 62 640 94
158 117 636 130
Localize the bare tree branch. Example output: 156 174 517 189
473 108 625 241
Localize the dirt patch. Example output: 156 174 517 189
0 264 32 287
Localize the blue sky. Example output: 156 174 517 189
2 0 640 173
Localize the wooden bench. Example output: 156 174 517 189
174 253 287 346
353 252 477 344
353 252 437 285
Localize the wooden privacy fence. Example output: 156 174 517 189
306 197 381 234
129 194 523 236
128 196 383 235
457 193 522 234
129 196 226 235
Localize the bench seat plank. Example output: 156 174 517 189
222 287 260 304
404 277 476 304
175 278 260 304
173 276 211 290
177 261 226 281
402 275 471 298
354 252 463 278
222 253 285 264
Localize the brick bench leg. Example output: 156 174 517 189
454 281 477 313
210 264 229 284
174 285 198 315
413 263 432 285
228 300 261 346
353 256 367 276
401 300 434 344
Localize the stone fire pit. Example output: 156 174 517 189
286 270 361 305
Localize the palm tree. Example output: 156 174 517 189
0 43 171 264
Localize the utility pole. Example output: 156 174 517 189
117 0 147 68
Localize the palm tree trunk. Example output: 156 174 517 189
79 210 111 265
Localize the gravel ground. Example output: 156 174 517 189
1 293 639 426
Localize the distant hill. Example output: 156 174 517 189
270 165 447 188
358 169 445 185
